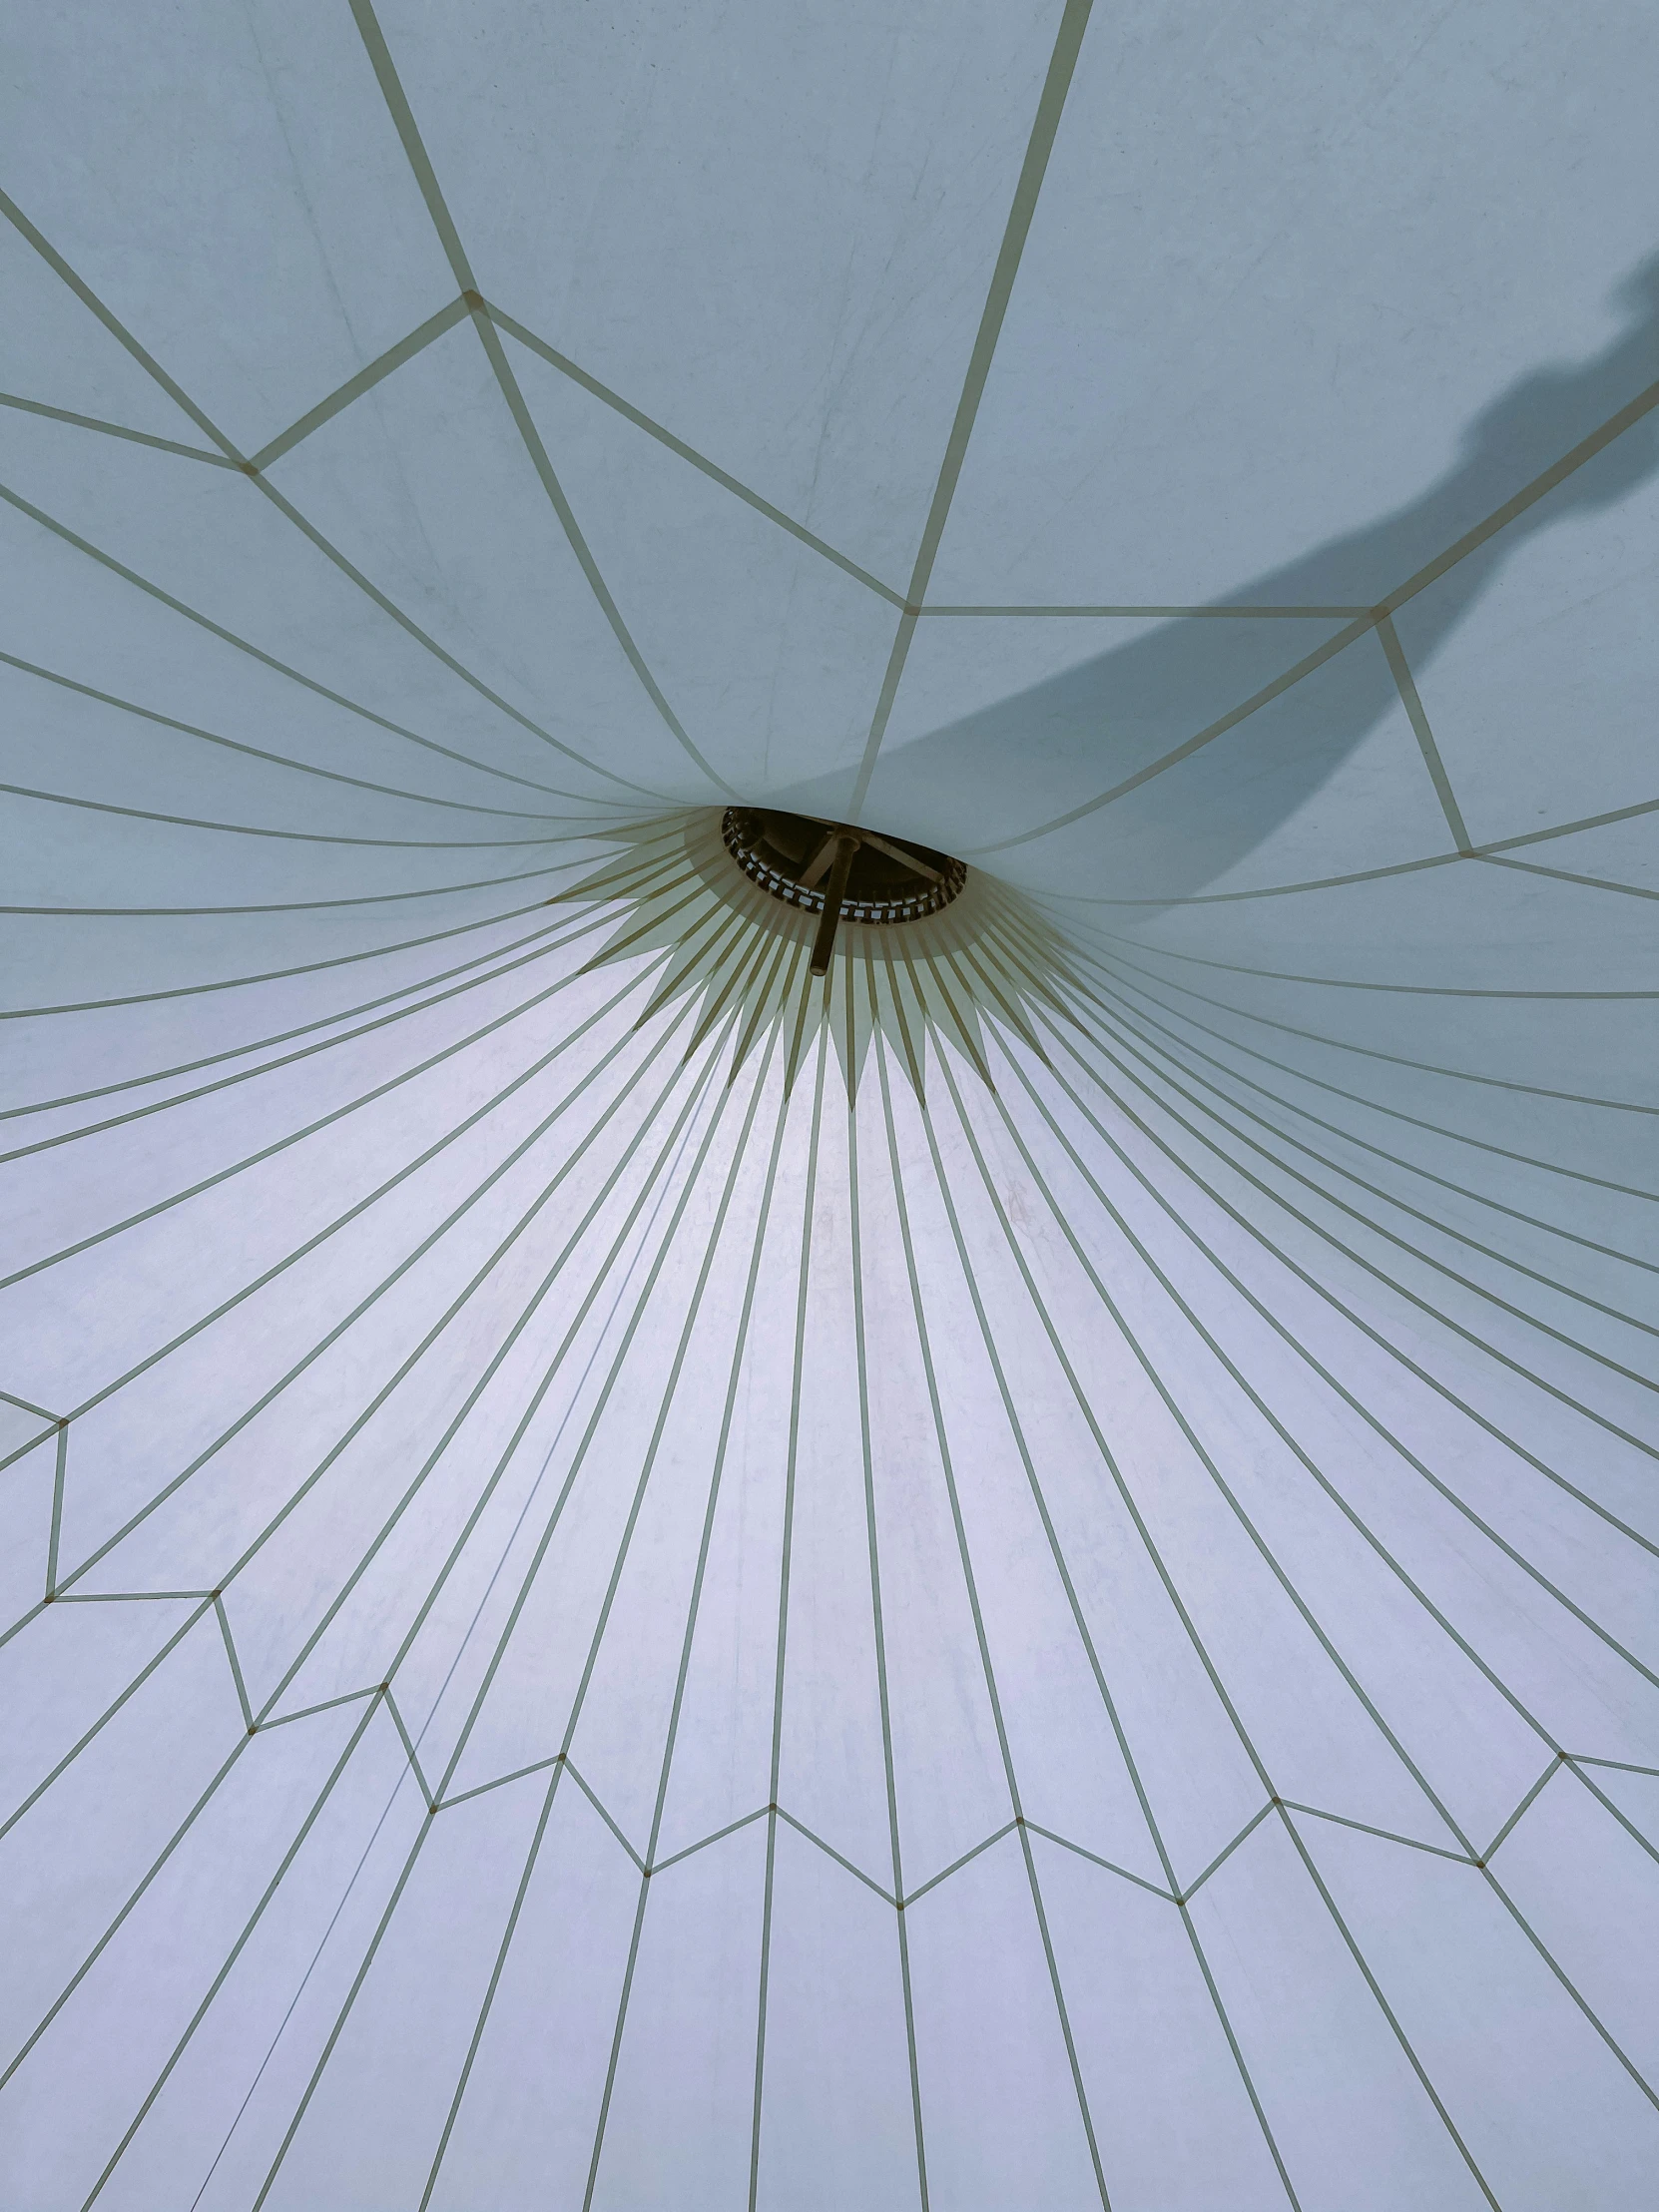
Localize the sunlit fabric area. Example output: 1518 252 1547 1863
3 5 1659 2207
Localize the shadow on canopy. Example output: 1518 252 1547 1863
773 252 1659 911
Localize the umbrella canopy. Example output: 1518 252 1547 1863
2 5 1657 2207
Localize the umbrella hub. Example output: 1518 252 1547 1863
722 807 967 973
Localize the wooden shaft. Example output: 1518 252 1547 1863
810 832 860 975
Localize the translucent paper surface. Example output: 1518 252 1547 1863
2 5 1657 2207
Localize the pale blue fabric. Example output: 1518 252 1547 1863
2 6 1656 2206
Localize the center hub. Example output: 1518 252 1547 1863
722 807 967 973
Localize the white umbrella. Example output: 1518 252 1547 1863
2 5 1657 2206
